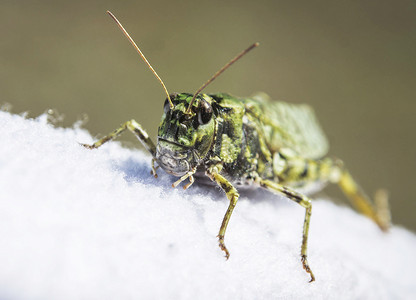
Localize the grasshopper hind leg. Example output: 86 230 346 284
331 160 391 231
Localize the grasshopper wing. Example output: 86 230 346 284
249 93 329 159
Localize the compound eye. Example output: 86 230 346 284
163 98 171 114
197 100 213 125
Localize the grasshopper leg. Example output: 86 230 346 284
81 119 156 157
259 179 315 282
332 160 391 231
207 170 240 260
275 153 391 231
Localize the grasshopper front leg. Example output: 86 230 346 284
81 119 158 175
207 167 240 260
81 119 156 156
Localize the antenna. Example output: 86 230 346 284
186 42 259 114
106 11 174 109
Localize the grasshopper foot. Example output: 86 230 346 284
80 143 96 150
217 235 230 260
301 255 315 282
374 189 391 232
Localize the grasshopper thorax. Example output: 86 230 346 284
156 93 215 176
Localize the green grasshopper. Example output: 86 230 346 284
82 11 391 282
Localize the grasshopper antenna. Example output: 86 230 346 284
106 11 174 109
186 42 259 114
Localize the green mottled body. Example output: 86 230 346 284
196 92 331 190
83 91 390 282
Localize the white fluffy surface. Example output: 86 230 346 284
0 111 415 300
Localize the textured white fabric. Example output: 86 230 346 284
0 111 415 300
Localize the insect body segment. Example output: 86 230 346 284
156 93 215 177
82 91 390 282
82 11 391 283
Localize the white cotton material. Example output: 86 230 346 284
0 110 415 300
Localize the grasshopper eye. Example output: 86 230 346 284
163 98 171 114
198 100 213 125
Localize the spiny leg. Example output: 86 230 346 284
276 153 391 231
259 179 315 282
208 171 239 260
331 160 391 231
81 119 156 157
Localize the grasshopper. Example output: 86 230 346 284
82 11 391 282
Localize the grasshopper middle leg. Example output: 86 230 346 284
259 179 315 282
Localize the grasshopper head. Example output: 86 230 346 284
156 93 215 176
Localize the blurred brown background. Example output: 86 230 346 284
1 0 415 230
